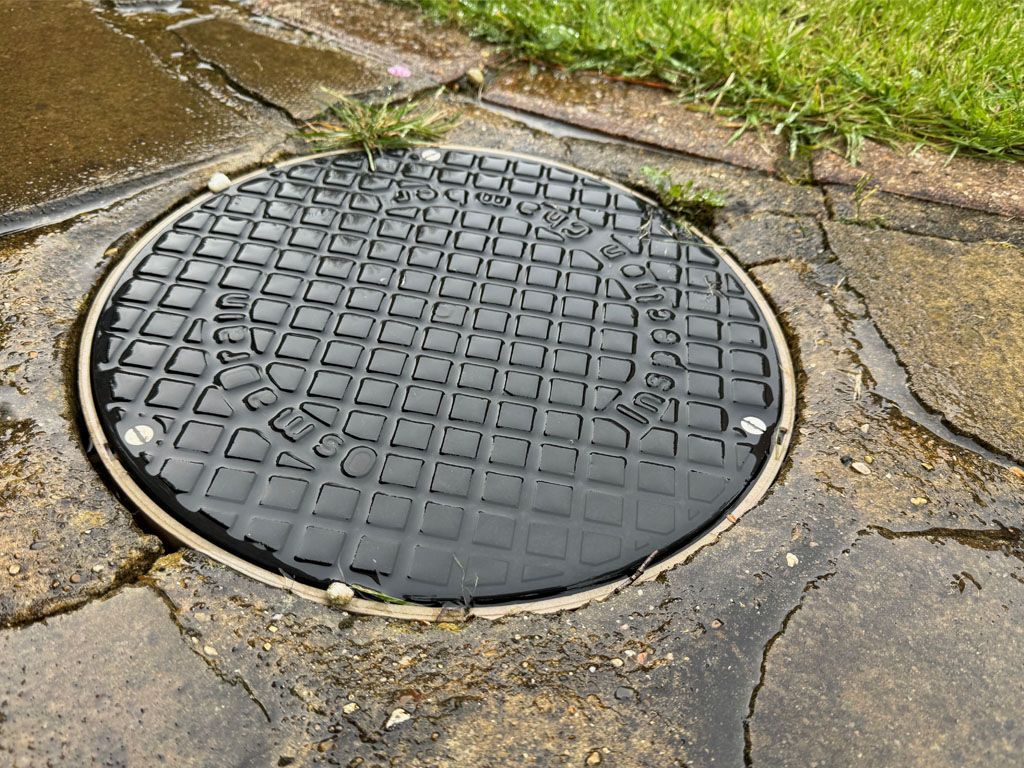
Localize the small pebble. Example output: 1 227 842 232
268 624 278 633
8 564 20 576
911 497 928 506
207 172 231 193
710 619 723 629
614 686 637 702
262 642 272 651
385 708 412 730
203 645 217 656
467 67 485 85
586 750 602 765
92 564 104 573
70 573 81 584
610 658 624 668
850 461 872 475
342 702 359 714
326 582 354 606
786 553 799 568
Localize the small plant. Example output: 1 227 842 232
851 173 880 219
640 166 726 229
298 89 459 169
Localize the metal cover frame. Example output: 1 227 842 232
78 146 795 620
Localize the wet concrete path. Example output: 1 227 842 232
0 1 1022 766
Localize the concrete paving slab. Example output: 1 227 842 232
713 211 826 266
484 66 788 175
814 143 1024 219
252 0 491 94
0 586 272 767
175 15 388 120
749 533 1024 768
0 0 274 226
826 222 1024 464
825 184 1024 249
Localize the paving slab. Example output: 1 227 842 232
484 66 788 175
749 532 1024 768
826 184 1024 249
0 586 272 767
252 0 491 94
713 211 826 266
175 15 388 120
0 0 275 226
814 143 1024 219
826 221 1024 464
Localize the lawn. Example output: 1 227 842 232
404 0 1024 160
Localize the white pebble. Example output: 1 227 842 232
207 172 232 193
326 581 355 606
385 708 411 729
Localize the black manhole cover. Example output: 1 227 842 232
80 147 793 615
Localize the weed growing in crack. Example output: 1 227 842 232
298 89 460 169
639 166 726 229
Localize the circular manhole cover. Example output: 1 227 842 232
80 147 793 617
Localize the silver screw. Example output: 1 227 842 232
740 416 767 436
124 424 155 446
421 149 442 162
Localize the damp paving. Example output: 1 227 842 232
0 3 1023 763
80 147 793 610
0 0 279 226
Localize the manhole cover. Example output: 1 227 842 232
80 147 793 616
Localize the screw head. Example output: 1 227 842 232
123 424 155 446
740 416 768 436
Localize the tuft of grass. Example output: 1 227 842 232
299 89 460 169
640 166 726 228
403 0 1024 161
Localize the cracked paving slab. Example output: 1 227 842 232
251 0 492 96
0 45 1023 764
173 15 389 121
826 222 1024 465
0 585 272 766
0 0 284 228
748 532 1024 768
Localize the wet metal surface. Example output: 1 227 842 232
84 148 788 605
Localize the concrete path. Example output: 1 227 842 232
0 1 1022 766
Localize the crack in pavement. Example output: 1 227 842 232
142 578 274 724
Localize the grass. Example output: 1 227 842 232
403 0 1024 160
299 89 459 168
639 166 725 228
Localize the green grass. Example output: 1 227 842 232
639 166 726 228
404 0 1024 160
299 89 459 168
